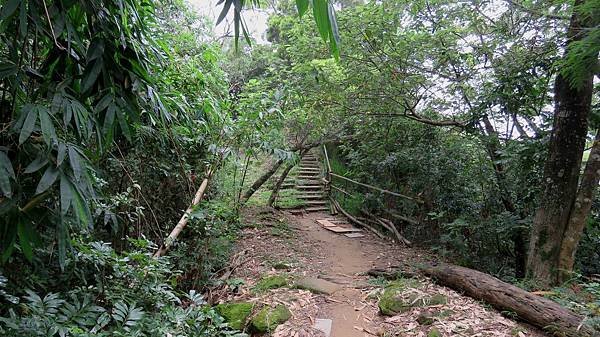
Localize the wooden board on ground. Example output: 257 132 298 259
344 233 365 238
324 226 362 233
316 219 338 227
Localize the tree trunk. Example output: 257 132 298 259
240 158 284 204
558 129 600 283
526 1 595 285
420 263 598 337
481 115 526 278
268 162 295 207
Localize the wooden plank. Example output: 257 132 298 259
324 226 362 233
344 233 365 238
316 219 338 227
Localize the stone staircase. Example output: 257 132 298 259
294 152 329 212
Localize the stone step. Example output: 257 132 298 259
296 185 323 190
298 194 324 199
298 175 321 180
305 200 327 205
305 206 329 212
298 167 320 171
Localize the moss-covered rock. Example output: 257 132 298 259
215 302 253 330
253 275 288 293
378 279 447 316
250 305 291 332
428 328 442 337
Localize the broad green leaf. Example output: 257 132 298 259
0 151 15 179
312 0 330 42
57 143 67 165
0 61 18 79
216 0 233 25
18 0 26 36
60 174 72 215
103 103 116 145
17 219 34 262
35 166 59 194
296 0 309 17
24 156 48 173
39 106 57 146
19 105 38 144
86 38 105 62
68 146 83 181
0 172 11 197
0 0 20 20
116 105 132 141
81 59 103 93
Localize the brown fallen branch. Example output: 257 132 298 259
420 263 599 337
153 169 213 258
330 198 385 239
361 209 412 246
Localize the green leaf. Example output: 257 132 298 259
18 0 27 36
0 61 18 79
0 151 15 179
103 103 116 145
24 156 48 173
17 219 34 262
35 166 59 194
0 0 20 20
39 106 57 146
296 0 309 17
60 174 72 215
57 143 67 165
116 105 132 141
312 0 330 42
216 0 233 25
19 105 38 144
86 38 105 62
81 59 103 93
68 146 83 181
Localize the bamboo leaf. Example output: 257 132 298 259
103 103 116 145
0 0 21 20
24 156 48 173
68 146 83 181
60 174 72 215
17 219 34 262
39 106 57 146
57 143 67 165
312 0 330 42
19 105 38 144
296 0 309 17
81 59 103 93
35 166 59 194
216 0 233 25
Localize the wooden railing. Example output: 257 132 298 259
321 144 421 243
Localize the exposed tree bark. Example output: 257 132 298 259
481 115 527 278
420 263 598 337
268 161 297 207
154 169 213 257
240 158 284 204
526 1 595 285
558 129 600 283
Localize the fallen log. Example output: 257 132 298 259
420 263 599 337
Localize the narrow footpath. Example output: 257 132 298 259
216 205 545 337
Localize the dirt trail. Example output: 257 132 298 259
219 207 546 337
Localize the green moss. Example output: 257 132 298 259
253 275 288 293
428 328 441 337
215 302 253 330
378 279 447 316
250 305 291 332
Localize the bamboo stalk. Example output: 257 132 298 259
153 169 213 258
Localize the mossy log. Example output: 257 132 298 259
420 263 598 337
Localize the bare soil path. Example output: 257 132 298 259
218 206 546 337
